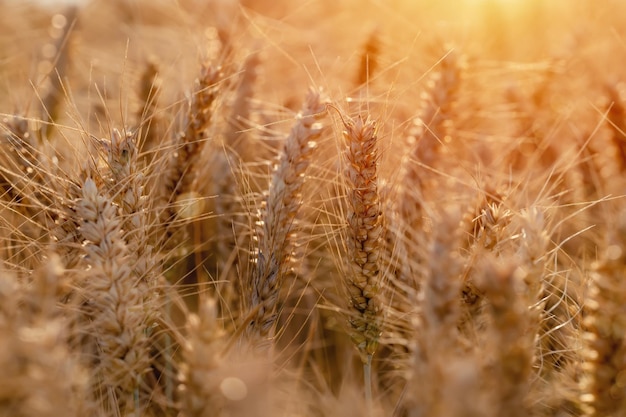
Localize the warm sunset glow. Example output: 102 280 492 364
0 0 624 416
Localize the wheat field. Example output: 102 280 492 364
1 0 626 416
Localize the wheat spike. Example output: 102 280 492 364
247 88 326 344
75 176 150 412
340 112 384 361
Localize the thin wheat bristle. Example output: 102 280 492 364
1 1 625 416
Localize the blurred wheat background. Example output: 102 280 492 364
1 0 626 416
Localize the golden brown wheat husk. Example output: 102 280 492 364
0 257 90 417
476 256 536 417
104 128 159 290
581 209 626 416
409 48 463 169
157 63 222 248
406 211 488 417
247 88 326 345
135 59 162 163
39 7 76 140
340 112 384 362
74 176 151 413
178 297 227 417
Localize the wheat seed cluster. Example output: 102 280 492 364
1 0 625 416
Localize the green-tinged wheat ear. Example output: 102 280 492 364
246 88 326 346
74 176 151 413
340 112 384 362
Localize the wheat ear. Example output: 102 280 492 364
75 176 150 412
340 112 384 367
476 256 535 417
355 29 380 87
405 210 469 417
105 128 158 289
179 297 227 417
158 63 222 246
410 48 463 168
0 256 89 417
181 299 275 417
135 59 161 163
39 7 76 140
225 51 260 146
247 88 326 344
581 210 626 415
